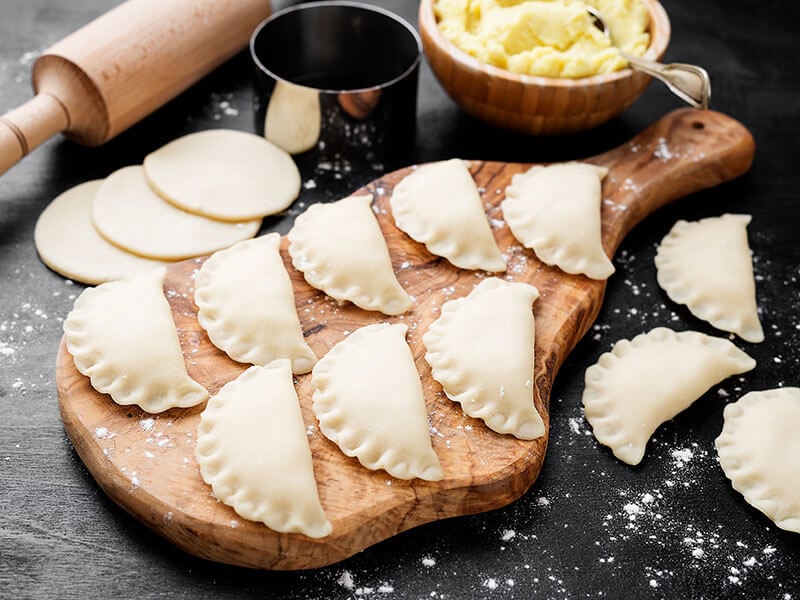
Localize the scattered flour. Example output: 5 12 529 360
654 137 675 162
482 578 499 590
208 92 239 120
337 570 355 590
671 447 694 469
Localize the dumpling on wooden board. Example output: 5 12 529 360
502 161 614 280
582 327 755 465
311 323 443 481
195 360 332 538
655 214 764 343
423 277 544 440
715 387 800 534
389 159 506 272
194 234 317 374
288 194 412 315
63 267 208 413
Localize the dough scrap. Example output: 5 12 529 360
390 159 506 272
655 214 764 343
34 180 167 285
715 387 800 534
92 166 260 261
63 267 208 413
502 161 614 280
196 360 332 538
423 277 544 439
195 234 317 373
265 80 321 154
312 323 443 481
288 194 412 315
582 327 755 465
143 129 301 221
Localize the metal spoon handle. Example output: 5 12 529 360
622 52 711 110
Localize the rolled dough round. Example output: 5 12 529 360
142 129 301 221
92 166 261 261
34 180 167 285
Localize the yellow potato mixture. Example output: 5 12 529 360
434 0 651 78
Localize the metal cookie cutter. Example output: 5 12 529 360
250 1 422 170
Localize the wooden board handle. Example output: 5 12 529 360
595 108 756 253
0 94 69 175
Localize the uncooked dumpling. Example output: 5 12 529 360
655 214 764 343
502 162 614 280
34 180 167 285
311 323 443 481
288 194 412 315
143 129 301 221
423 278 544 439
390 159 506 272
195 360 332 538
194 234 317 373
582 327 755 465
716 387 800 534
63 267 208 413
92 165 260 260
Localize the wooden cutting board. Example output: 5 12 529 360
56 109 755 570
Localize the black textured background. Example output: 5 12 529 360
1 1 798 598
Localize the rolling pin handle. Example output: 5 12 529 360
0 93 70 176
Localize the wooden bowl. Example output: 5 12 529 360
418 0 671 135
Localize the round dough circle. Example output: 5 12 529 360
34 180 167 285
92 166 261 260
143 129 301 221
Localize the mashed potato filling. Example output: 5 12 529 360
434 0 650 78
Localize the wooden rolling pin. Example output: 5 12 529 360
0 0 271 175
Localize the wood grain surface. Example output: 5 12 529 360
55 109 754 570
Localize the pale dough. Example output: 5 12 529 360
311 323 443 481
288 194 412 315
502 162 614 280
63 267 208 413
195 360 332 538
716 387 800 534
34 180 167 285
389 159 506 272
194 234 317 373
582 327 755 465
92 166 261 261
143 129 301 221
423 277 544 439
655 214 764 343
265 80 321 154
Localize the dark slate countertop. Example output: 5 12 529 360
1 0 799 598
